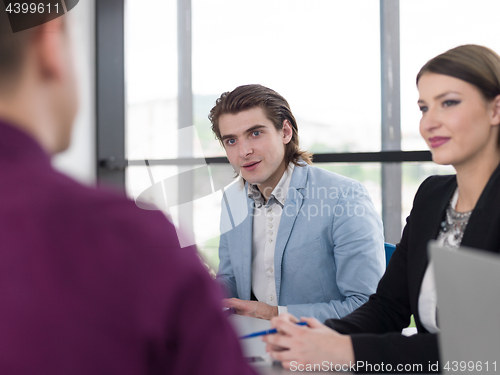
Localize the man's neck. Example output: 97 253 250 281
257 161 289 202
0 89 55 155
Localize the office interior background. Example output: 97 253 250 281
60 0 500 271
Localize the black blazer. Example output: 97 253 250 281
325 164 500 373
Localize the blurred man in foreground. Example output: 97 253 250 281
0 8 256 375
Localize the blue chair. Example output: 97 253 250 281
384 242 396 267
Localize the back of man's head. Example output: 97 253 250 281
0 2 64 85
0 11 30 93
0 6 78 154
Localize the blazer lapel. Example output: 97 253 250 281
238 191 254 301
409 177 456 323
274 165 307 302
222 181 254 301
415 187 453 275
461 162 500 252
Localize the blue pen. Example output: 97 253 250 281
239 321 308 339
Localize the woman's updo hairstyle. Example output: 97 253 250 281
417 44 500 99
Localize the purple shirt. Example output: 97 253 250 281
0 120 257 375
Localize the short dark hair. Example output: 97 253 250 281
0 5 55 91
0 22 28 90
209 84 312 166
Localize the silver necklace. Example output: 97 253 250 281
438 188 472 248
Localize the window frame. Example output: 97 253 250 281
95 0 431 243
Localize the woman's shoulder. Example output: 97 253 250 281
413 174 457 204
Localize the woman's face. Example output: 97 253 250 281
418 73 500 168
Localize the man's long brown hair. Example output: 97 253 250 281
209 84 312 166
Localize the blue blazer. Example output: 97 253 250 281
216 163 385 322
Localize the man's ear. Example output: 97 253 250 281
33 17 66 81
282 119 293 145
490 94 500 126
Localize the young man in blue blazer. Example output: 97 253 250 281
209 84 385 322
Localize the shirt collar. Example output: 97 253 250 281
247 163 295 208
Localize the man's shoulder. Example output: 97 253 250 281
221 178 247 201
219 178 250 233
299 164 364 189
40 169 176 245
56 172 155 213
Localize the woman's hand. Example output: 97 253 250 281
262 313 355 370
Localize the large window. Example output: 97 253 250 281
97 0 500 271
400 0 500 151
192 0 381 155
125 0 178 161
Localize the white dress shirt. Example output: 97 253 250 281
248 163 294 315
418 262 439 333
419 188 470 333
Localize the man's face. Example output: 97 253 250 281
218 106 292 195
